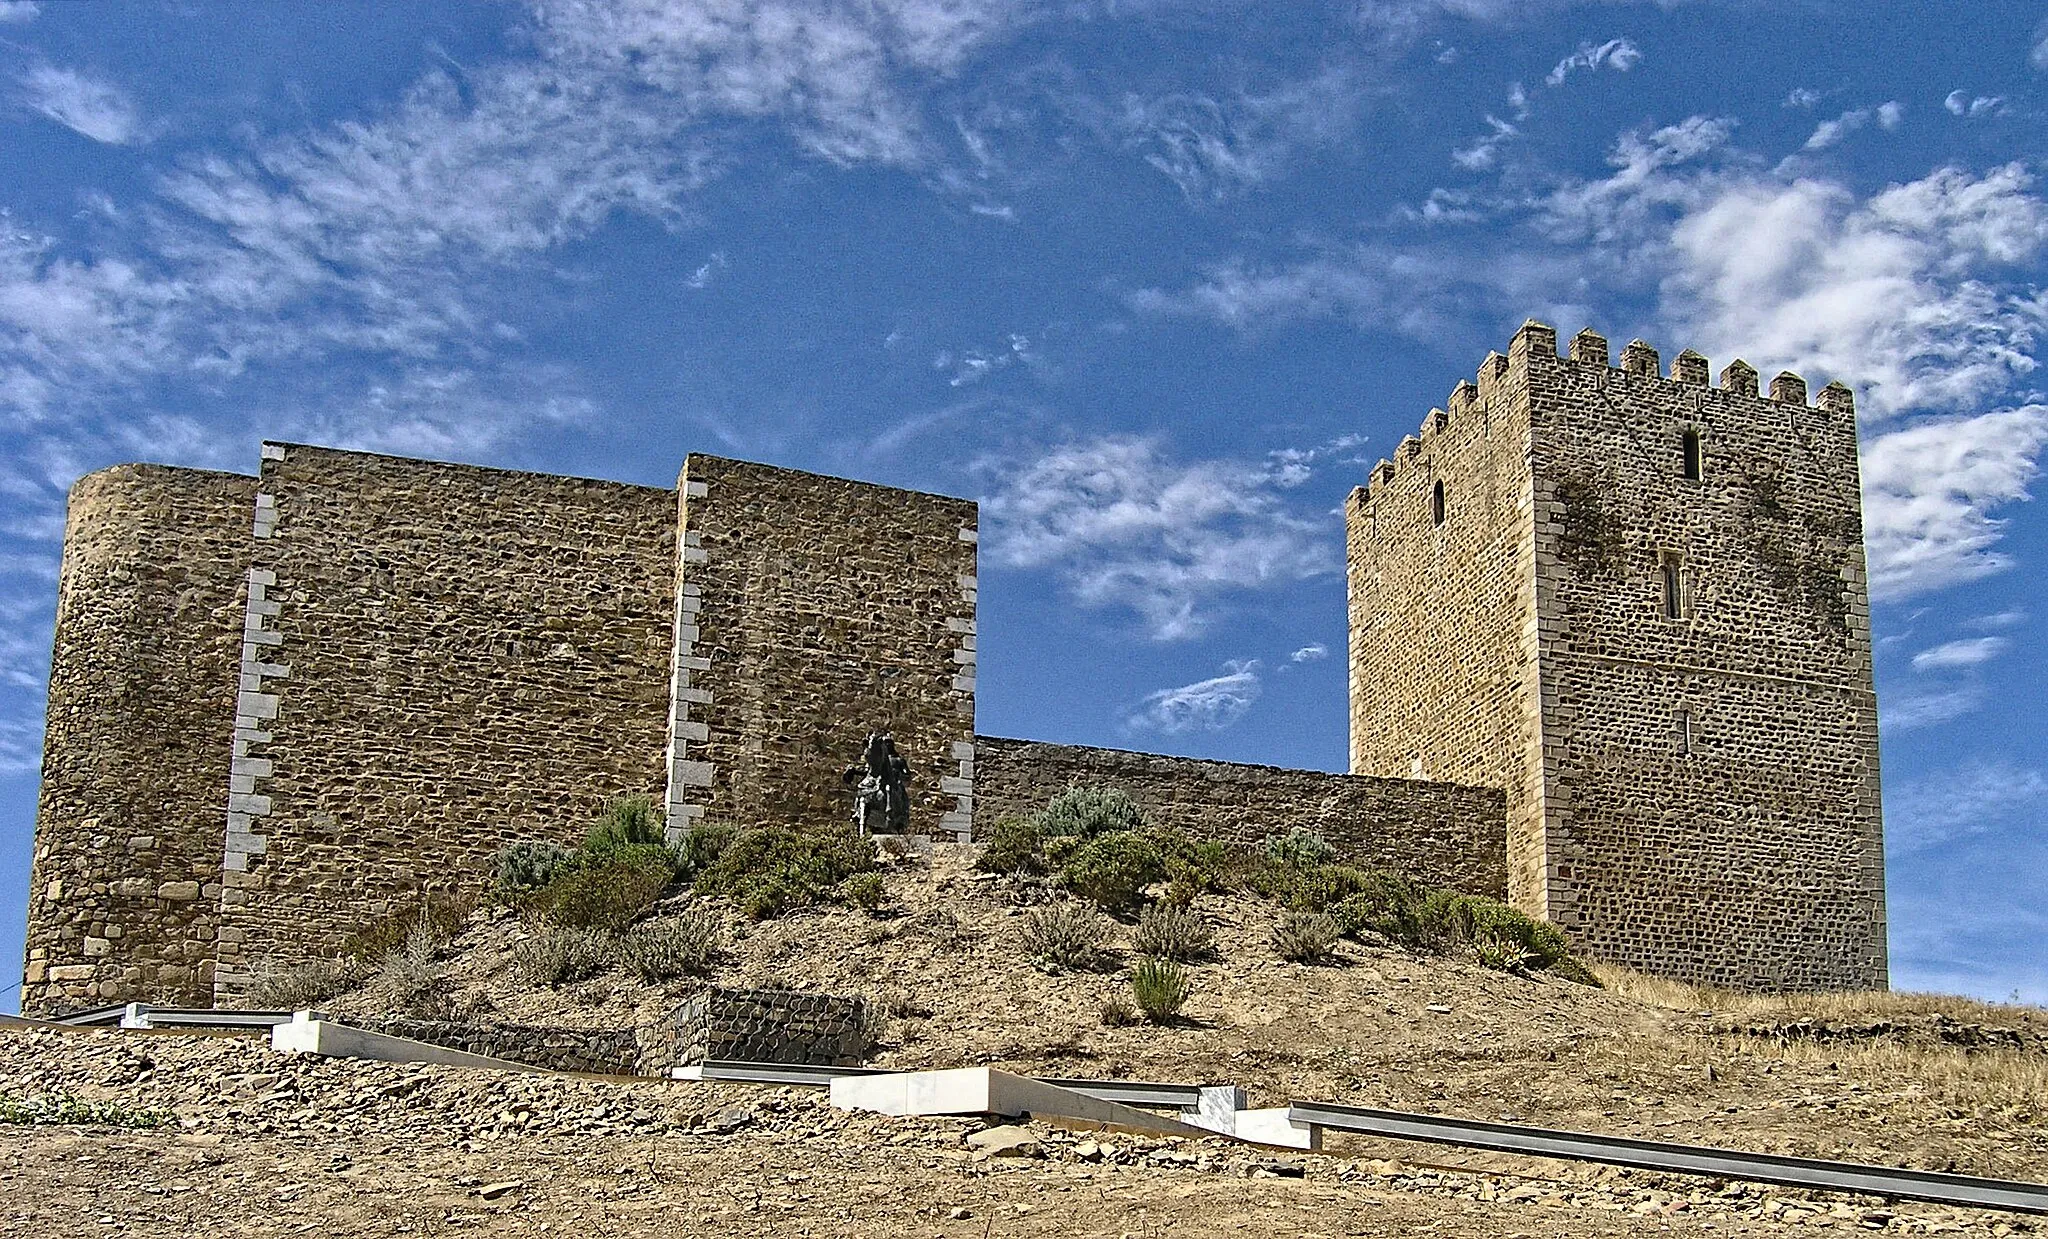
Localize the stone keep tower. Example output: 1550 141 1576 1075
1346 321 1886 991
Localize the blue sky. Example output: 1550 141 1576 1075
2 0 2045 1009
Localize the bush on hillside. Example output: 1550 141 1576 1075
692 826 876 920
1264 827 1336 872
1328 870 1426 942
536 846 676 931
1131 903 1214 962
512 926 617 987
1036 784 1146 839
838 871 889 915
584 794 666 856
245 956 363 1009
620 907 723 981
1274 911 1342 964
1058 831 1166 913
973 814 1049 876
494 840 576 894
1131 958 1191 1024
1019 901 1108 973
672 820 734 880
340 894 475 963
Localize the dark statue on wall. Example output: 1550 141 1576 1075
842 731 911 836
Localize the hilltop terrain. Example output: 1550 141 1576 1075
3 844 2043 1237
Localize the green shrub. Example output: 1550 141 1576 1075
1020 901 1108 973
1154 831 1229 896
512 926 617 986
1059 831 1166 913
1329 870 1425 940
1131 903 1214 962
672 820 734 879
585 794 666 856
1265 827 1335 871
1035 784 1145 839
1545 955 1603 987
973 814 1049 875
693 826 876 920
1131 958 1190 1023
621 907 723 981
839 871 889 914
494 840 575 894
0 1093 174 1129
537 847 676 931
1274 911 1341 964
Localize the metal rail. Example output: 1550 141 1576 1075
50 1004 311 1030
693 1061 1219 1111
1288 1100 2048 1216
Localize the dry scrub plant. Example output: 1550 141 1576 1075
512 926 617 986
1274 911 1342 964
621 907 723 981
1132 903 1214 962
245 956 362 1009
1020 901 1108 973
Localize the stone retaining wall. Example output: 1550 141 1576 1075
357 1017 641 1076
973 737 1508 898
653 987 871 1072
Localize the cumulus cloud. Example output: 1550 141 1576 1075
1910 635 2011 670
1944 91 2005 119
1886 759 2048 854
978 436 1337 639
1544 37 1640 87
1289 642 1329 662
17 64 143 144
1125 660 1262 733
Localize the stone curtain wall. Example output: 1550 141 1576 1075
23 467 256 1015
654 987 872 1070
211 445 678 1000
674 456 977 839
974 738 1508 898
1522 325 1886 990
1345 346 1548 912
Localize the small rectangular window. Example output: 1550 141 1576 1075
1660 553 1685 619
1676 707 1694 756
1682 429 1703 481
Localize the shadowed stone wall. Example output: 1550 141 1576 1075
974 737 1508 898
23 466 256 1015
670 456 977 841
209 444 678 1001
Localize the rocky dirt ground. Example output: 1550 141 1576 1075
4 845 2044 1237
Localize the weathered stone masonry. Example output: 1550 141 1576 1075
1347 323 1886 991
975 738 1507 899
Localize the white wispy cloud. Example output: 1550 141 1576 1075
17 64 143 145
1544 37 1640 87
1882 684 1986 732
1967 608 2027 629
1801 101 1902 151
1125 659 1262 733
1910 635 2011 671
1112 65 1367 203
1886 758 2048 854
1782 87 1821 109
0 1 39 22
935 333 1032 387
1860 407 2048 598
1289 642 1329 662
979 436 1337 639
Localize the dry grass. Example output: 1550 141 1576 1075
1591 962 2045 1026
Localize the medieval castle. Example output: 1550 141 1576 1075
19 321 1887 1014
